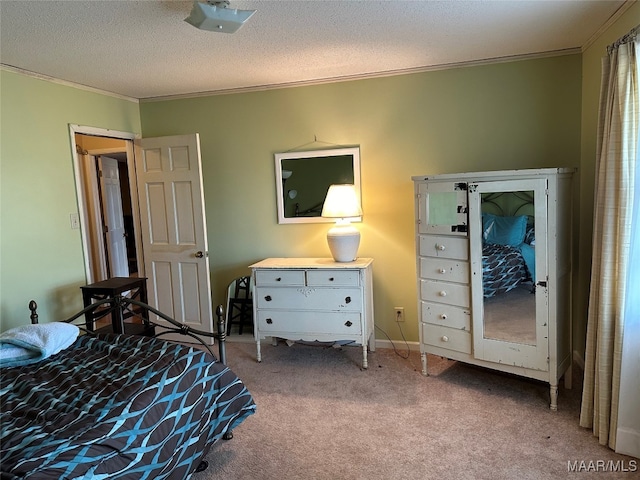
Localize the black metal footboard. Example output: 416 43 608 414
28 297 228 364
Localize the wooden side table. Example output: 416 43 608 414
80 277 152 335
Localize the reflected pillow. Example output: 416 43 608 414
519 243 536 281
482 214 527 246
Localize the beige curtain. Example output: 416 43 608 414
580 27 639 449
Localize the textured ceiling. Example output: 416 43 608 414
0 0 628 100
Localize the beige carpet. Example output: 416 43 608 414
194 341 636 480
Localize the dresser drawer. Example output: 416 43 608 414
421 301 470 330
420 257 469 284
420 279 470 308
256 310 362 335
419 234 468 260
422 323 471 354
255 269 305 286
306 269 360 286
255 287 362 311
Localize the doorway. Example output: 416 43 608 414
70 126 216 339
72 127 143 284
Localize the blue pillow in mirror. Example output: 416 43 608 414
482 214 527 246
519 243 536 281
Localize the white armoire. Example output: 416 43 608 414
413 168 574 410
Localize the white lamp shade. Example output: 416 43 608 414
322 184 362 262
321 184 362 218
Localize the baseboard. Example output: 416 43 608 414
230 338 585 361
616 427 640 460
374 339 421 351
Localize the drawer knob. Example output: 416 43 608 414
345 296 351 304
264 295 272 302
329 277 335 281
266 318 273 324
438 291 447 297
441 335 449 342
438 268 447 274
345 321 353 327
436 244 446 251
275 277 282 282
440 314 448 320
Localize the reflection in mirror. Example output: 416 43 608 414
275 147 361 224
480 190 537 345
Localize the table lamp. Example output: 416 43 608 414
321 184 362 262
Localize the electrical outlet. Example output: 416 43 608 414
394 307 404 322
70 213 80 230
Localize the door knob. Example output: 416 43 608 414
195 251 204 258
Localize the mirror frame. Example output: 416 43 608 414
274 147 361 224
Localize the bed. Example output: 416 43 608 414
480 198 536 298
0 297 256 479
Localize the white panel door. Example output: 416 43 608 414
98 156 130 278
134 134 214 338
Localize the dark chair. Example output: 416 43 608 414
225 276 253 335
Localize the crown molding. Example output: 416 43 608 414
1 64 139 104
140 48 582 103
582 0 637 52
3 47 582 105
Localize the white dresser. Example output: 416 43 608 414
413 169 574 410
249 258 375 369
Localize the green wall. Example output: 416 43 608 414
2 44 608 348
0 70 141 330
140 54 582 343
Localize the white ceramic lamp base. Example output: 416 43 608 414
326 222 360 262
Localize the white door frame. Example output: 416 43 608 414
80 147 133 280
69 125 143 284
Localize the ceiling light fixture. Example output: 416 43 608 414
184 1 256 34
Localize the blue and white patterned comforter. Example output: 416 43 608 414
1 334 256 479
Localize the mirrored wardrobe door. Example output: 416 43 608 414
468 178 549 371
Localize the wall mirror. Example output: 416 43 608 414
274 147 361 224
